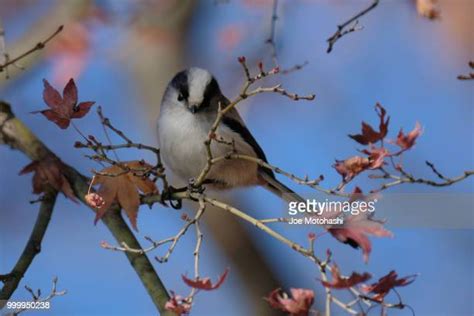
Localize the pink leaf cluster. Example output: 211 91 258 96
265 288 315 316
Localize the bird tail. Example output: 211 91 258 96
259 171 305 204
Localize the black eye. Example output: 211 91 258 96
177 93 184 102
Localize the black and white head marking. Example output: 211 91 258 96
170 67 222 114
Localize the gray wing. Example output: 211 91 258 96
221 99 305 202
222 105 275 179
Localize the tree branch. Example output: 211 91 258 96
0 188 58 307
8 277 66 315
0 101 174 315
265 0 308 73
457 61 474 80
326 0 378 53
0 25 63 76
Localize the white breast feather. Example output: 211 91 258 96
158 103 260 188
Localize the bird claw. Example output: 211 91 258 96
187 178 206 194
160 186 184 209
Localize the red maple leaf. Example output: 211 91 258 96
92 161 158 231
361 270 417 302
334 146 389 182
265 288 314 316
328 212 393 262
333 156 371 182
321 263 371 289
395 122 423 151
349 103 390 145
182 268 229 291
32 78 95 129
361 146 389 169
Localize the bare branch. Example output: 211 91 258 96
0 188 58 307
266 0 279 67
326 0 378 53
97 106 133 144
102 200 207 265
372 168 474 193
0 25 63 75
8 277 66 316
457 61 474 80
265 0 309 73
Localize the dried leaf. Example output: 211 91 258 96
333 156 370 181
361 146 389 169
63 77 78 108
32 78 95 129
20 157 77 202
334 146 389 182
321 263 371 289
362 270 417 302
72 101 95 119
92 161 158 230
349 103 390 145
42 80 62 111
396 122 422 151
328 213 393 262
182 268 229 291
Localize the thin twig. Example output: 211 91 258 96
265 0 309 73
372 169 473 193
266 0 279 67
326 0 378 53
98 107 120 161
9 277 66 316
0 25 63 73
457 61 474 80
97 106 133 143
188 199 206 301
425 160 448 180
102 198 207 267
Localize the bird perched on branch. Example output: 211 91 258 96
157 67 303 204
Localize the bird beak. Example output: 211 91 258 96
188 104 199 114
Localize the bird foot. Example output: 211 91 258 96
187 178 206 194
160 186 185 209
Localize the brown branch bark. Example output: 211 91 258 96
0 187 58 307
0 101 173 315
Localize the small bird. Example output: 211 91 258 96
157 67 303 203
